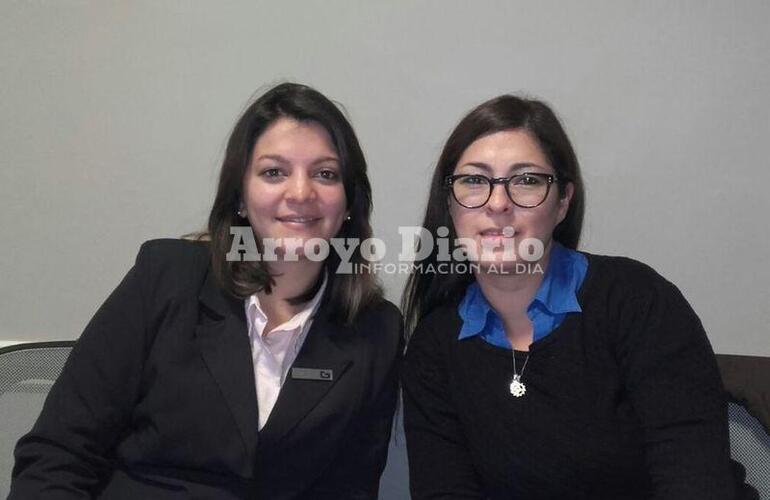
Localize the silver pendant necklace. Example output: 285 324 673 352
509 349 530 397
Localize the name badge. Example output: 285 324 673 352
291 367 334 381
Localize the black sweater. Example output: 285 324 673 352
402 253 741 500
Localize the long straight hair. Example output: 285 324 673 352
401 95 585 337
206 82 382 324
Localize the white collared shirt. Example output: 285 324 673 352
245 275 327 430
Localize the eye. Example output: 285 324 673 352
259 167 285 179
513 174 545 186
458 175 489 186
315 169 341 182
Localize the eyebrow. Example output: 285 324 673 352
253 154 340 165
311 156 341 166
457 162 548 174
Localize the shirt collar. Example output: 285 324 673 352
246 272 328 336
457 281 491 339
457 242 583 339
530 242 583 315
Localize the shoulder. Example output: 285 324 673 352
133 238 212 298
344 299 404 377
405 302 462 357
401 303 463 389
356 298 402 325
137 238 210 267
353 298 403 350
581 252 684 303
580 252 702 337
583 252 666 283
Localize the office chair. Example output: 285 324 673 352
0 341 75 498
717 353 770 499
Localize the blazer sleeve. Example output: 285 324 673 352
9 243 156 499
401 314 486 500
306 302 403 500
616 274 738 500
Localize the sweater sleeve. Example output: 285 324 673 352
9 243 155 499
615 271 737 500
402 314 486 500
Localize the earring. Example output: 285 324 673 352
236 206 246 219
345 215 351 221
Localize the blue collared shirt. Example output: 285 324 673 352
458 242 588 349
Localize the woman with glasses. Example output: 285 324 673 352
10 83 402 500
401 95 754 499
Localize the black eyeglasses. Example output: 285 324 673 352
444 172 558 209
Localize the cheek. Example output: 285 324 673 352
321 187 348 217
520 207 562 238
448 205 473 238
245 195 274 216
244 179 278 206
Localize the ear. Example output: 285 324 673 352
556 182 574 225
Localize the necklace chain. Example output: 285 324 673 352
512 349 530 378
509 349 530 397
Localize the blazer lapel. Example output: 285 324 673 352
258 306 354 445
194 269 259 458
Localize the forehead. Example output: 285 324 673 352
252 118 338 159
457 129 549 169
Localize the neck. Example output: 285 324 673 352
474 244 553 350
257 259 324 333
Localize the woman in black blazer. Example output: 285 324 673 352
10 83 402 499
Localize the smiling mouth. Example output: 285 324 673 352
479 227 515 237
276 215 322 224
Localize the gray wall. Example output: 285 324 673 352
2 0 768 356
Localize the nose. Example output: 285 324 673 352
485 182 512 213
285 172 315 203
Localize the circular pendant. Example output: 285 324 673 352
509 377 526 397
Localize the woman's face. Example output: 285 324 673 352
448 128 573 270
242 117 348 260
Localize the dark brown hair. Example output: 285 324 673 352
207 82 381 324
402 94 585 336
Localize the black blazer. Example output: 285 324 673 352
10 239 403 500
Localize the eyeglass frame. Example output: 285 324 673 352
444 172 559 209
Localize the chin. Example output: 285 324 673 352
475 259 515 275
474 258 545 276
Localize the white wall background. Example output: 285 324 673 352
1 0 768 355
